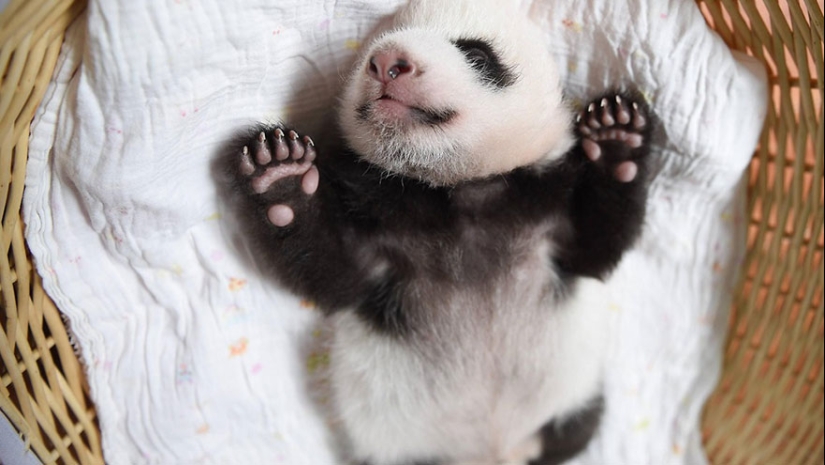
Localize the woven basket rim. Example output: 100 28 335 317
1 1 822 464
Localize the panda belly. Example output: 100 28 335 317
329 248 610 464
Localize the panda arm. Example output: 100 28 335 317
555 92 654 280
226 126 380 312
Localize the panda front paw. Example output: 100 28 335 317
238 126 319 226
577 94 650 183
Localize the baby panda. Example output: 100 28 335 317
225 0 653 464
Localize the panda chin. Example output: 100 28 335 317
356 134 476 187
362 97 457 129
373 97 412 121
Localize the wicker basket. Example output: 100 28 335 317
1 0 822 464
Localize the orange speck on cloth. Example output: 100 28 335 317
229 338 249 357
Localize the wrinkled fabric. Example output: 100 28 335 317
24 1 766 464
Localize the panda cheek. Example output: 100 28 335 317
354 102 372 122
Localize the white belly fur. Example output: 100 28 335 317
329 275 610 464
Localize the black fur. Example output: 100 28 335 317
530 397 605 465
356 102 457 127
411 107 458 126
359 275 411 336
223 92 652 327
557 91 654 279
452 38 518 89
219 91 654 461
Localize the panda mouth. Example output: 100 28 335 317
366 95 457 126
376 94 409 111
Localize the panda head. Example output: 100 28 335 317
339 0 574 186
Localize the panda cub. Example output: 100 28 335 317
227 0 653 464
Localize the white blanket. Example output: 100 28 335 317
24 0 767 464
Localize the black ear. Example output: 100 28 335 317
452 38 517 89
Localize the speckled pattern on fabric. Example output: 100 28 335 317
23 1 766 464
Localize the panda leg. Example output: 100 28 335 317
558 92 654 279
528 397 604 465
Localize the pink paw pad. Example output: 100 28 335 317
238 127 320 227
267 204 294 227
577 94 648 183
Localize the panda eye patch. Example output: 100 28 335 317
452 38 517 89
463 46 490 66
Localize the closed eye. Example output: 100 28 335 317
452 38 517 89
463 47 490 66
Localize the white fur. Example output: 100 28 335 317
329 1 605 463
338 0 574 186
330 270 608 464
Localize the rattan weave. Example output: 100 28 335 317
697 1 824 464
0 1 821 464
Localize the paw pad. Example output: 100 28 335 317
239 127 319 226
577 94 648 182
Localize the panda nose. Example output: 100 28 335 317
368 51 416 84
